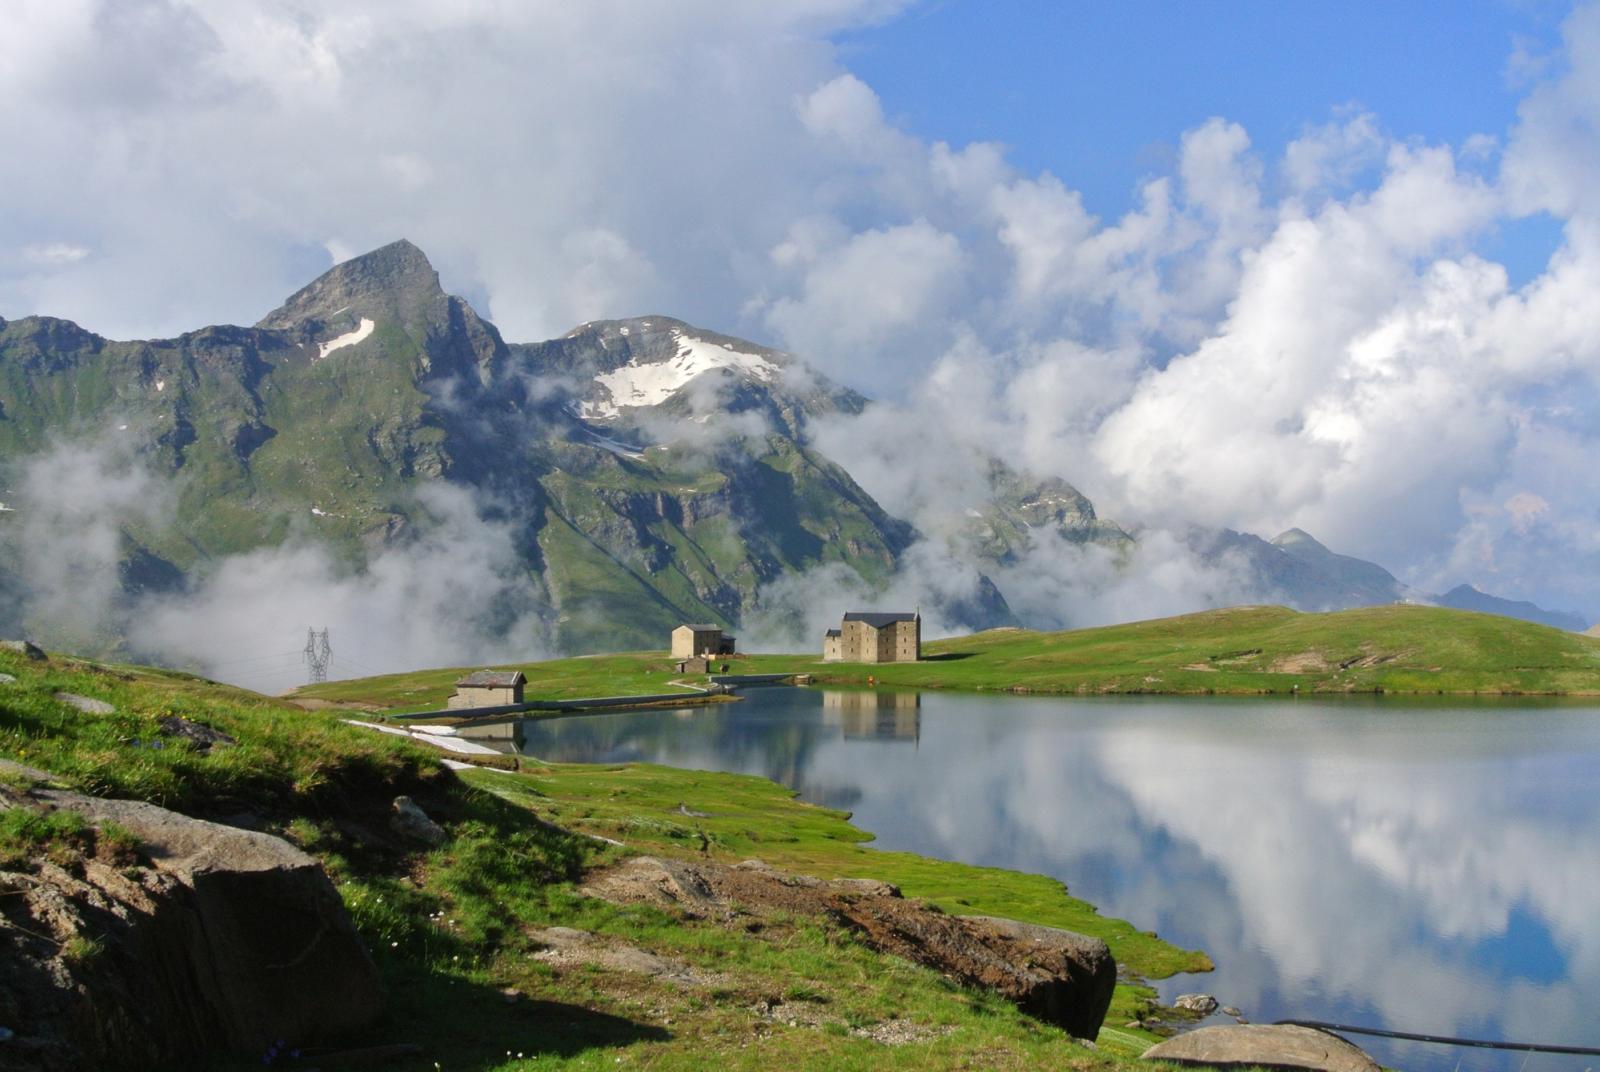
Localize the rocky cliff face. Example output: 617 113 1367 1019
958 458 1130 566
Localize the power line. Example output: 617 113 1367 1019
205 650 307 668
1276 1020 1600 1057
330 654 387 677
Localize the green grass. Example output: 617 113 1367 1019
295 652 716 712
475 759 1207 978
2 646 1197 1071
0 803 92 870
755 604 1600 696
298 604 1600 713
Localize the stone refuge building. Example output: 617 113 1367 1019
671 624 735 659
447 670 526 709
822 611 920 663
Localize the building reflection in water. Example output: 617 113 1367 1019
451 718 523 754
820 689 921 743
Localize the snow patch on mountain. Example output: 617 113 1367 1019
582 329 779 419
316 317 375 360
586 429 647 459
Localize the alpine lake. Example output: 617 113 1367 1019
506 686 1600 1072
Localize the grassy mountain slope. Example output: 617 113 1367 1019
782 604 1600 695
1 646 1201 1069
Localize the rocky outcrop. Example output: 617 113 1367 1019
51 694 114 715
389 795 447 846
0 640 46 661
528 926 728 988
580 855 1115 1039
0 767 382 1070
1142 1023 1381 1072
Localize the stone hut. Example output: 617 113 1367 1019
822 611 920 663
671 624 735 659
447 670 526 710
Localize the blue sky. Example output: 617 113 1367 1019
841 1 1562 215
838 0 1573 284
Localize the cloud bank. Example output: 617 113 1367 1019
0 439 548 692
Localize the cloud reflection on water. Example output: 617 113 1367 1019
520 692 1600 1070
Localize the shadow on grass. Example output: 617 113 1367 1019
921 652 976 662
288 966 671 1072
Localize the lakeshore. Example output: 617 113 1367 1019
0 646 1206 1069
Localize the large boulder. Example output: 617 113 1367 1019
1142 1023 1382 1072
957 916 1117 1037
0 768 383 1070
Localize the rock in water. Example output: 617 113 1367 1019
1142 1024 1382 1072
1174 992 1219 1015
390 795 447 846
0 775 382 1069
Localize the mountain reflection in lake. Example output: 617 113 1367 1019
518 688 1600 1072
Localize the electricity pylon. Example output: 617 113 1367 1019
303 628 332 684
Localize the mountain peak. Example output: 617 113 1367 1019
1271 527 1326 552
256 239 444 330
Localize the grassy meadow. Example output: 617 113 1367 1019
297 604 1600 712
0 646 1203 1071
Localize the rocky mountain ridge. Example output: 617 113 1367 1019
0 241 972 659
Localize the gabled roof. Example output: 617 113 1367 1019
824 629 841 637
842 612 917 629
674 623 723 632
456 670 526 688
